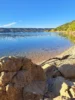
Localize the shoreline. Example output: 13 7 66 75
50 31 75 37
41 45 75 99
24 46 73 64
41 45 75 67
0 46 73 65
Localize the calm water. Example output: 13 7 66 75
0 32 74 63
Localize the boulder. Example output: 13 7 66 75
42 46 75 79
31 64 45 81
43 64 61 79
23 81 46 100
0 72 16 86
0 56 23 72
47 77 74 97
12 70 32 87
0 56 45 100
6 83 23 100
40 46 75 99
23 92 42 100
57 59 75 78
60 83 71 98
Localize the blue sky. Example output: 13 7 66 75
0 0 75 28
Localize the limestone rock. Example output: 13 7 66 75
0 56 23 72
40 46 75 100
47 77 74 97
22 57 33 70
12 70 32 87
44 64 61 79
23 81 46 100
42 46 75 79
23 92 42 100
0 72 16 86
6 83 23 100
57 59 75 78
24 81 46 95
53 96 62 100
0 56 45 100
60 83 71 98
31 64 45 81
69 86 75 98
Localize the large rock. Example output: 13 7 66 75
57 59 75 78
40 46 75 99
0 56 23 72
23 92 42 100
0 56 45 100
42 64 61 79
60 83 71 98
41 46 75 79
12 70 32 87
0 72 16 86
23 81 46 100
6 83 23 100
31 64 45 81
47 77 75 98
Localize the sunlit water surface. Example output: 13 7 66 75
0 32 74 64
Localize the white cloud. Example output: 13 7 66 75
0 22 17 28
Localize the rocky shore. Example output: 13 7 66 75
0 56 45 100
42 45 75 100
0 46 75 100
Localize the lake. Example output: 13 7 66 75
0 32 74 64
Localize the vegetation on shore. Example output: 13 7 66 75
47 20 75 32
58 32 75 43
46 20 75 43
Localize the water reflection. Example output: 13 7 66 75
58 32 75 43
0 32 60 39
0 32 74 63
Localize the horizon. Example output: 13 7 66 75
0 20 74 28
0 0 75 28
0 27 51 29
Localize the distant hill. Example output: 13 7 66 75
48 20 75 32
0 28 52 33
